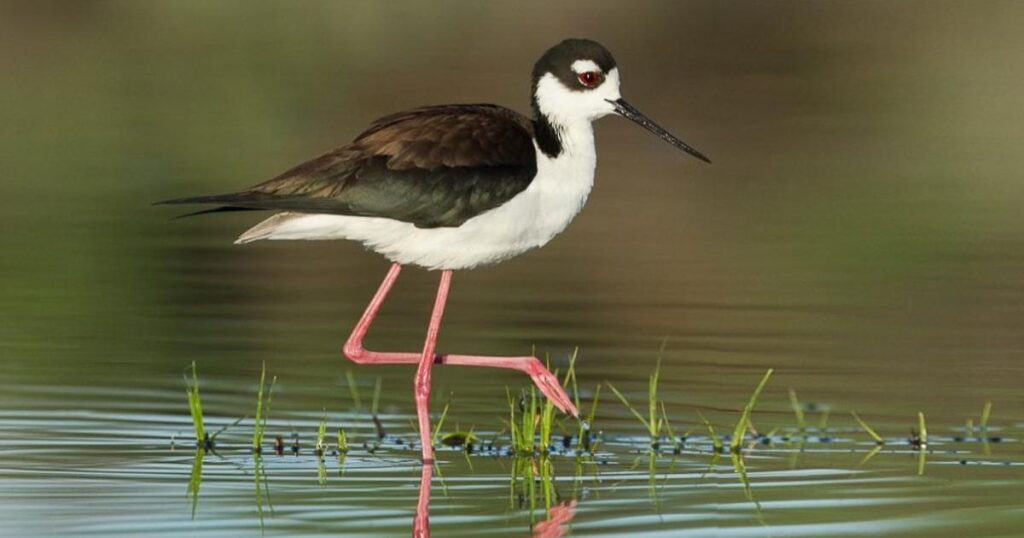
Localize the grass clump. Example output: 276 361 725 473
507 387 539 455
252 361 277 454
506 382 559 455
504 353 565 456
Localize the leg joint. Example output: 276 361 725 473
342 341 367 363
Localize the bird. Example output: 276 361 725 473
158 38 709 463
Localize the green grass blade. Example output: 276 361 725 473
210 415 245 441
649 358 661 440
188 448 204 519
697 410 722 452
788 388 805 430
817 407 831 430
661 402 681 451
851 411 884 444
587 384 602 427
523 387 538 453
185 361 205 443
578 383 602 453
858 444 883 466
337 428 348 453
563 347 580 405
316 409 328 453
540 396 555 454
345 370 362 409
730 452 766 525
506 387 520 453
371 376 383 416
431 397 451 447
264 376 276 426
317 453 327 485
979 401 992 431
253 362 267 451
606 381 651 432
730 368 773 452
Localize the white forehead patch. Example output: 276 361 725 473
571 59 601 74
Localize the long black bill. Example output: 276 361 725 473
608 98 711 163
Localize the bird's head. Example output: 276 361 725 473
531 38 710 163
531 38 622 124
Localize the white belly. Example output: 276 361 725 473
236 125 598 270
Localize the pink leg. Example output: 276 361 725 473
342 264 579 428
342 263 412 365
441 354 577 417
414 269 452 463
412 462 432 537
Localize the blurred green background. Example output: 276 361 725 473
2 2 1024 536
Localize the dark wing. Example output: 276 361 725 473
157 104 538 228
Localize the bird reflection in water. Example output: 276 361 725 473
413 460 577 537
531 500 577 538
413 463 432 538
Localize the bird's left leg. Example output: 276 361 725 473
414 269 452 464
343 263 417 365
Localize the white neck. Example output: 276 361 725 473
525 121 597 242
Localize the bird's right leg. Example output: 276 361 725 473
341 263 577 418
441 354 578 417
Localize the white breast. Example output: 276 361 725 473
236 123 598 271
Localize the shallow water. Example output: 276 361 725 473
1 383 1022 537
2 2 1024 536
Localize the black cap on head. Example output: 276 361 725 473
532 38 617 90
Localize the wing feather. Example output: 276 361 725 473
158 104 537 228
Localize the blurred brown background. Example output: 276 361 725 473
1 1 1023 422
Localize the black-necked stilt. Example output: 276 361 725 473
159 38 709 463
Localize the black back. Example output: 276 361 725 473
158 105 537 228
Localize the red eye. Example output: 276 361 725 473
578 71 601 88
